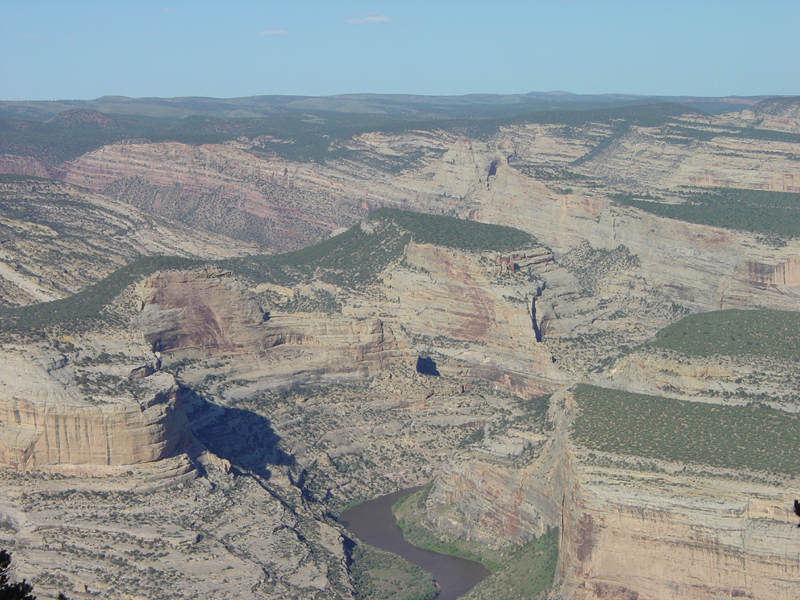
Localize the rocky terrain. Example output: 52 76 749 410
0 96 799 599
0 176 258 307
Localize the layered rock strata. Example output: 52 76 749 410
48 115 800 321
134 268 406 389
0 339 194 473
370 242 569 398
0 458 354 599
0 178 259 307
557 449 800 599
62 142 369 250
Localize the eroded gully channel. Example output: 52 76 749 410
338 487 491 600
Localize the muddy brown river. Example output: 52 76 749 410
338 487 491 600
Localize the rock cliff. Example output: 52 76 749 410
134 268 406 390
558 463 800 599
0 338 194 473
556 399 800 599
0 177 258 307
37 109 800 326
62 142 369 250
370 242 569 398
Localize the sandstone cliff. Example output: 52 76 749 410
0 325 357 599
556 383 800 599
43 110 800 323
0 337 193 473
370 241 569 398
134 268 406 390
1 102 800 599
62 142 369 250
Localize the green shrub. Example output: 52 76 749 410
463 528 558 600
613 188 800 239
648 309 800 358
220 208 537 289
0 255 199 331
366 208 537 253
0 208 537 330
572 383 800 475
347 542 438 600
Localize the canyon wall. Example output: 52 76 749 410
51 117 800 318
557 450 800 599
372 242 570 398
0 343 194 472
0 386 190 471
61 142 369 250
134 268 407 389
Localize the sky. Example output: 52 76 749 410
2 0 799 101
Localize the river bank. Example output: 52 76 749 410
339 487 491 600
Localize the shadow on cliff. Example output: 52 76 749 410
181 387 294 479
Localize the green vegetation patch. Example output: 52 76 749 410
613 188 800 239
572 383 800 475
219 216 411 289
0 101 703 167
221 208 537 289
0 208 536 329
649 309 800 358
393 486 505 570
462 528 558 600
558 242 640 296
0 174 55 184
0 255 199 331
369 208 537 252
347 542 438 600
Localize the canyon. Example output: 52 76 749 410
0 96 799 599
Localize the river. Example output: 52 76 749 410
338 487 491 600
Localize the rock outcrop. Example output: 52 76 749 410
61 142 369 250
557 447 800 599
423 435 564 550
371 242 569 398
0 448 355 600
0 386 190 471
44 113 800 322
0 340 194 473
2 102 800 599
134 268 406 389
0 178 259 307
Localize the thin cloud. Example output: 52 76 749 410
20 34 41 40
346 12 391 24
259 29 287 36
158 8 174 13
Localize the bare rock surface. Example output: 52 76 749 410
555 386 800 600
62 142 369 250
0 334 193 473
0 328 355 599
134 267 406 390
0 460 354 600
0 178 259 307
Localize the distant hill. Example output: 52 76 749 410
753 96 800 119
0 92 770 122
0 101 707 166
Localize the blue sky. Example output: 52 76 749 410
2 0 798 101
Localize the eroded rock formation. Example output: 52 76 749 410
0 341 193 473
557 443 800 598
135 268 407 390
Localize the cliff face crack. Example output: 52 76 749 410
530 296 543 343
